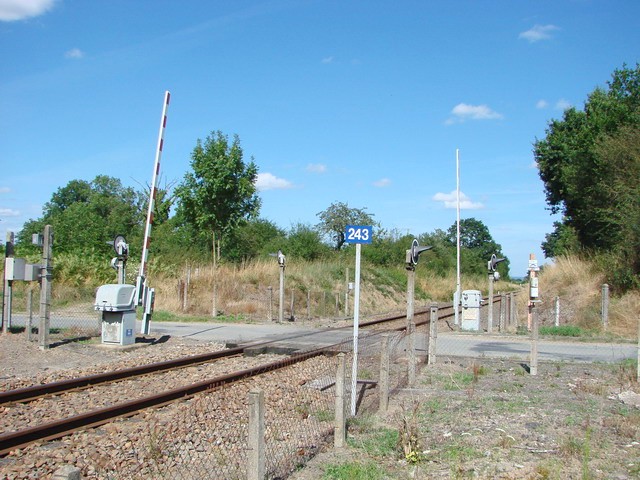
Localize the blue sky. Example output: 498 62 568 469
1 0 638 276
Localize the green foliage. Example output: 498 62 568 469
534 64 640 290
283 223 331 261
542 220 581 258
17 175 145 257
362 229 413 266
446 218 510 277
315 201 376 250
222 218 286 262
539 325 588 337
175 130 261 253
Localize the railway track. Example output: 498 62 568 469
0 300 474 457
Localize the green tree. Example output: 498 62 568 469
446 218 509 277
175 131 261 259
222 218 286 262
18 175 144 256
316 201 376 250
534 64 640 289
535 64 640 250
284 223 330 261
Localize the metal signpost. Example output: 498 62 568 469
344 225 372 416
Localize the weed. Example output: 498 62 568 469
315 409 334 422
397 401 423 463
615 358 639 384
353 427 398 457
471 361 487 382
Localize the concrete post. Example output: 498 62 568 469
278 264 285 323
499 293 506 332
378 334 390 413
39 225 53 350
247 390 265 480
601 284 609 330
487 274 494 333
554 296 560 327
52 465 81 480
344 267 349 317
510 292 517 328
334 353 346 448
26 288 34 341
268 286 273 321
2 231 14 334
406 267 416 387
530 303 539 376
428 302 438 365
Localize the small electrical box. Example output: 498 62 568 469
461 289 482 331
461 290 482 309
95 284 136 312
24 264 41 282
530 277 539 299
5 258 26 281
95 284 137 346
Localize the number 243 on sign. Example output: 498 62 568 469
345 225 373 244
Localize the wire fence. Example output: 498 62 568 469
79 330 410 480
2 282 101 343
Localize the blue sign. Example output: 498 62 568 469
345 225 373 244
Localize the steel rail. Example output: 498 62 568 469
0 346 246 405
0 295 508 455
0 297 495 406
0 308 429 405
0 349 325 456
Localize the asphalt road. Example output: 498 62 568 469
149 320 637 364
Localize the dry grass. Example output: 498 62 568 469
523 255 639 339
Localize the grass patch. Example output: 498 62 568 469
444 372 475 390
322 460 385 480
539 325 589 337
149 309 250 323
351 427 398 457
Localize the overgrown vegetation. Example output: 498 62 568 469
535 63 640 292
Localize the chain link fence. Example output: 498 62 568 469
80 329 410 480
3 281 101 343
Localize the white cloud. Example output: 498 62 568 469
65 48 84 59
321 56 334 64
255 172 293 191
536 99 548 109
0 208 20 217
446 103 503 124
555 98 571 110
0 0 56 21
519 24 560 43
0 187 10 193
433 191 484 210
373 178 391 187
306 163 327 173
